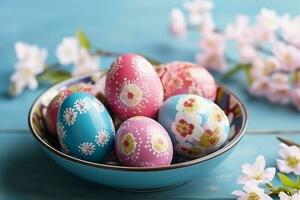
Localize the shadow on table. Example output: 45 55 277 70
2 144 192 199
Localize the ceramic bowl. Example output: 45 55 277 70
28 73 247 191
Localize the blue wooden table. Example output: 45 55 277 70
0 0 299 199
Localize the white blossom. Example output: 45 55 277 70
272 42 300 72
256 8 280 31
237 155 276 185
183 0 214 25
281 14 300 48
169 8 187 38
56 37 80 65
72 48 99 76
279 191 300 200
232 182 272 200
277 143 300 175
9 42 47 96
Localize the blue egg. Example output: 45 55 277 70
158 94 230 158
57 92 115 162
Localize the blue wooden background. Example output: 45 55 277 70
0 0 299 199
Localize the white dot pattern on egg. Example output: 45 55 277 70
105 53 164 120
57 92 115 162
115 116 173 167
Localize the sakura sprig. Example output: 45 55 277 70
9 30 160 97
169 0 300 110
232 143 300 199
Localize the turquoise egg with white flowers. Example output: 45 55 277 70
158 94 230 159
57 92 115 162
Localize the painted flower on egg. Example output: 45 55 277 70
158 94 230 158
105 53 164 120
151 133 169 154
120 133 136 156
115 116 173 167
171 112 202 142
119 82 144 107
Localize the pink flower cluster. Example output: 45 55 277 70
169 0 300 110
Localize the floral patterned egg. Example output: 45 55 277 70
158 94 230 158
45 83 98 137
156 61 217 101
115 116 173 167
57 92 115 162
105 53 164 120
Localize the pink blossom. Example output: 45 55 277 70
225 15 254 45
281 14 300 48
195 51 226 71
199 32 226 54
183 0 214 25
250 57 280 78
272 42 300 72
200 13 215 33
170 8 187 38
238 45 258 64
256 8 280 31
252 24 275 44
249 76 271 97
291 87 300 110
266 72 291 105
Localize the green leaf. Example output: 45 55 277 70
38 68 71 84
76 29 91 50
277 173 298 188
222 63 251 79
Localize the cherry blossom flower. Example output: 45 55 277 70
237 155 276 185
281 14 300 48
238 45 258 64
200 12 215 33
266 72 291 105
169 8 187 38
291 87 300 110
225 15 254 46
183 0 214 25
72 48 99 76
252 24 275 44
256 8 280 31
195 51 226 71
272 42 300 72
279 191 300 200
56 37 80 65
199 32 226 54
9 42 47 96
249 77 271 97
232 182 272 200
277 143 300 175
196 32 227 71
250 57 280 78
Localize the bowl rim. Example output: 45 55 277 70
28 73 248 172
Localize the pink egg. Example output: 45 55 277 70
45 83 98 136
115 116 173 167
156 61 217 101
105 53 164 120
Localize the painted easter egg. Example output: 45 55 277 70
45 83 98 136
156 61 217 101
115 116 173 167
105 53 164 120
158 94 230 158
57 92 115 162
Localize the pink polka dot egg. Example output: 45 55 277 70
115 116 173 167
105 53 164 120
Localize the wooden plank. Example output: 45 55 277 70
0 132 297 199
